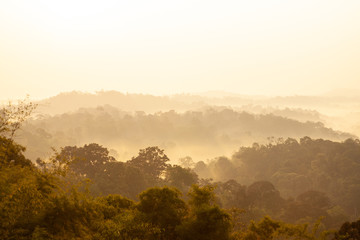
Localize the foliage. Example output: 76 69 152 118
199 137 360 226
165 165 198 192
18 106 353 162
334 219 360 240
0 96 37 139
137 187 187 239
238 216 333 240
128 146 170 183
0 106 356 239
57 143 115 179
0 136 33 167
177 185 232 240
0 163 56 239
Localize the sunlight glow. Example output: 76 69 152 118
1 0 360 99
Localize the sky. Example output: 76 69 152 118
1 0 360 100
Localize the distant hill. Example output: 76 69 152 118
32 91 360 138
35 90 360 117
35 91 195 115
19 106 355 163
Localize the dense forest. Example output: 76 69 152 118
20 105 353 162
1 99 360 239
35 91 360 137
3 0 360 237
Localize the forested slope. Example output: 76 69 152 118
19 106 354 162
2 98 359 239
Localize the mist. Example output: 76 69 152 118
2 0 360 238
16 90 358 163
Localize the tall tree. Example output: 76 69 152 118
137 187 187 240
57 143 115 179
128 146 169 183
178 185 232 240
165 165 198 192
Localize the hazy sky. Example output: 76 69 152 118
1 0 360 100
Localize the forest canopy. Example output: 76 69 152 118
19 106 354 162
1 97 360 239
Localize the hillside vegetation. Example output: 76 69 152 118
20 106 353 162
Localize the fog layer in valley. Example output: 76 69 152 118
15 90 358 163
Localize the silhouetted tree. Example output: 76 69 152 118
334 219 360 240
128 146 169 184
137 187 187 240
178 185 232 240
57 143 115 179
165 165 198 192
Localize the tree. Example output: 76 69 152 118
0 96 35 167
178 185 232 240
334 219 360 240
0 136 32 167
137 187 187 240
40 189 102 239
57 143 115 179
0 96 37 139
128 146 169 183
179 156 195 169
296 191 330 210
165 165 198 192
239 216 332 240
215 179 248 209
188 184 216 208
247 181 284 212
91 161 148 199
97 194 134 219
283 191 331 225
0 159 57 239
242 216 281 240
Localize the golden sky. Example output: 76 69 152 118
1 0 360 100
